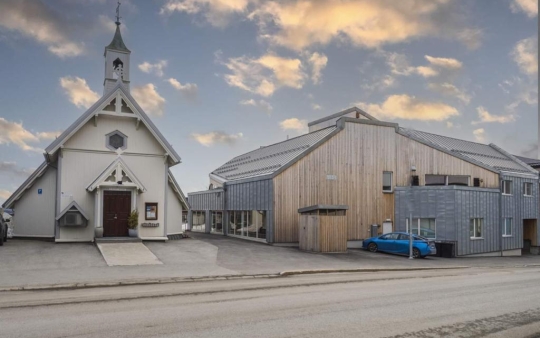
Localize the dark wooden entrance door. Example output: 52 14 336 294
103 191 131 237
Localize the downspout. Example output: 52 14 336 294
223 182 228 236
499 174 503 257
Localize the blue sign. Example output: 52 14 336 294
38 189 42 195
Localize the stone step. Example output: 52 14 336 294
95 237 142 244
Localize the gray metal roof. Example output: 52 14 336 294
105 25 130 53
400 128 533 174
515 155 540 168
212 126 338 181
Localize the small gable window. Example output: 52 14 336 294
106 130 128 151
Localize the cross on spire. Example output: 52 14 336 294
115 1 122 26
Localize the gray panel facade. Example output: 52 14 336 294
187 179 274 242
395 186 503 256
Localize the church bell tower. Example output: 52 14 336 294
103 2 131 95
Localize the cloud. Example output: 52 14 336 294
0 118 42 152
424 55 462 69
0 0 84 58
219 52 305 96
160 0 250 27
415 66 438 77
362 75 396 91
307 52 328 84
167 78 198 100
427 82 471 104
139 60 168 77
473 128 486 143
356 94 459 121
249 0 478 51
239 99 273 113
132 84 166 116
191 131 243 146
472 106 514 124
510 0 538 17
520 142 538 158
59 76 100 109
36 131 62 140
0 161 34 178
312 103 322 110
512 36 538 75
456 28 483 50
279 118 308 133
446 121 454 128
0 189 11 202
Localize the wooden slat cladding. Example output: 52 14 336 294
274 122 396 242
395 134 499 188
298 215 347 252
273 121 500 243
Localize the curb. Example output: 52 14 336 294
279 266 470 276
0 266 470 292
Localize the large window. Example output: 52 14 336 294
383 171 393 192
228 210 267 240
503 218 512 237
192 211 206 232
425 175 470 186
470 218 483 239
524 182 533 197
502 180 513 195
211 211 223 233
405 218 436 239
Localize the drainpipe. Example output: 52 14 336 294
223 182 228 236
499 175 503 257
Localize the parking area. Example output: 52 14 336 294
1 234 540 288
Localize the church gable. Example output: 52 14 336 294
46 84 180 164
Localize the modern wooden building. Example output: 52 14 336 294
189 107 539 256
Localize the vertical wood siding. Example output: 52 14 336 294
298 215 347 252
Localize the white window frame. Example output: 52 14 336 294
524 182 533 197
502 180 513 195
503 218 512 237
470 218 483 239
405 218 436 239
383 171 393 193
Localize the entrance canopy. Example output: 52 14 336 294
87 157 146 192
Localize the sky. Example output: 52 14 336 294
0 0 538 200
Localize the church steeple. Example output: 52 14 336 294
103 2 131 95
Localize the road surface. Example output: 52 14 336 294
1 267 540 337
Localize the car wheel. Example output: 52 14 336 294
0 230 4 246
412 248 420 258
368 243 378 253
3 226 6 242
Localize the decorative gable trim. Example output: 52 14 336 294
45 82 181 164
56 201 90 221
87 157 146 192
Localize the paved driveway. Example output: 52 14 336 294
1 234 539 288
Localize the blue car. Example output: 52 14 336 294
362 232 436 258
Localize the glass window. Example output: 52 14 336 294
406 218 436 239
228 212 237 235
381 233 399 240
470 218 483 239
383 171 393 192
425 175 446 186
448 175 469 186
503 218 512 237
502 180 512 195
398 234 410 240
524 182 533 196
192 211 206 232
211 211 223 233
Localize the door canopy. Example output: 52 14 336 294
87 157 146 192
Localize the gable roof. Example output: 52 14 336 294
211 126 340 181
2 161 49 209
168 170 189 210
56 201 90 221
400 128 536 175
308 106 378 128
45 81 180 165
87 157 146 192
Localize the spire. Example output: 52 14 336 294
105 2 130 53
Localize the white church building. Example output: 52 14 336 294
2 19 188 242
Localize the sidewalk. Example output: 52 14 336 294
1 233 539 290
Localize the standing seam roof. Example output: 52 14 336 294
212 126 338 181
400 128 532 174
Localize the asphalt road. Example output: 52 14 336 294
1 267 540 338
